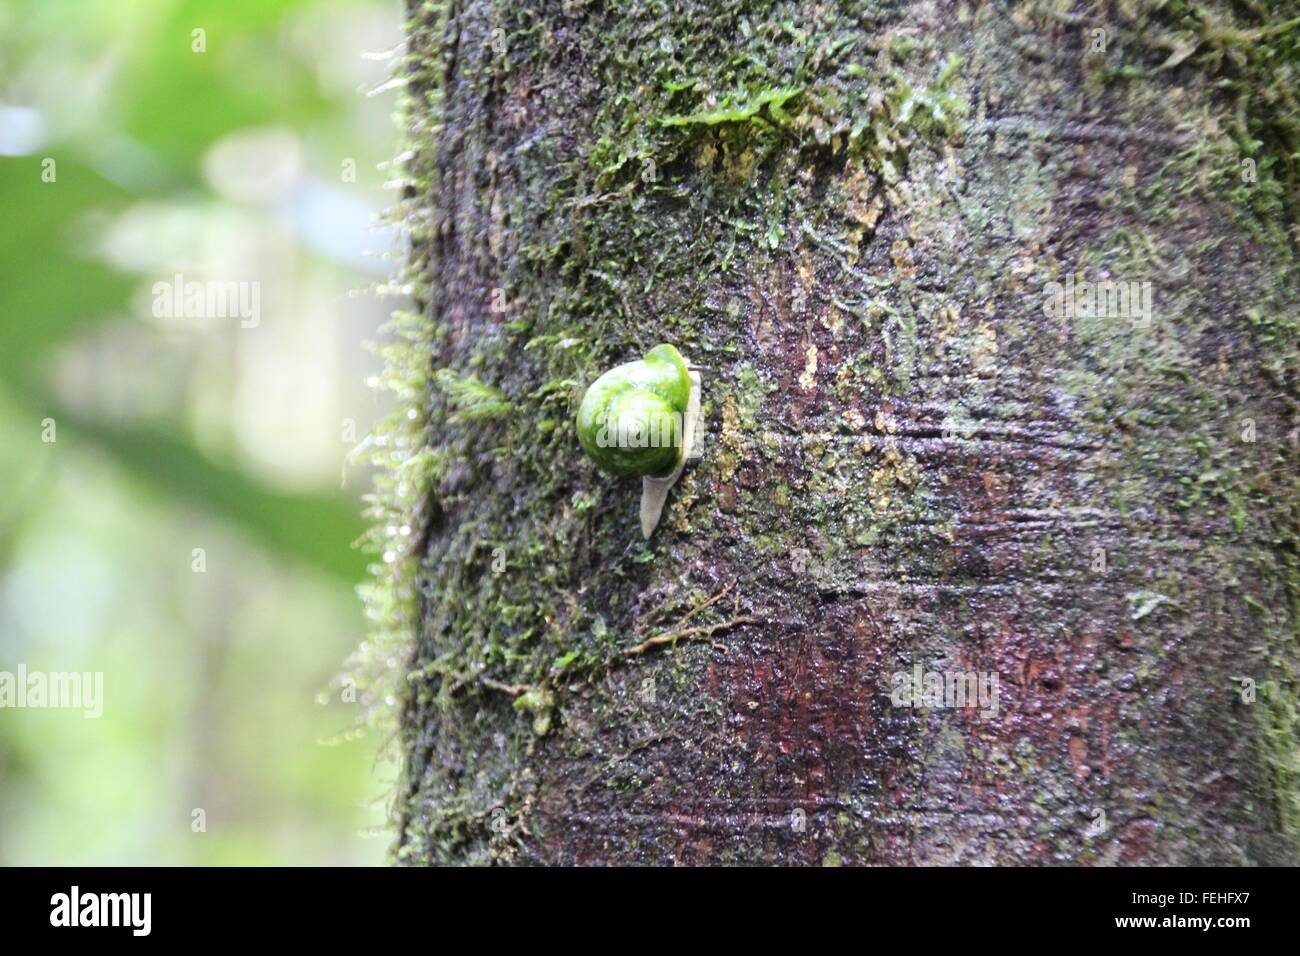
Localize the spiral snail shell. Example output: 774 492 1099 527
576 343 703 538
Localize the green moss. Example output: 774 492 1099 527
433 369 513 422
1259 680 1300 835
658 85 804 127
1058 0 1300 229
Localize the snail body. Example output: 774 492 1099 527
576 343 703 537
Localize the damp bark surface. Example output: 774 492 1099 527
390 0 1300 864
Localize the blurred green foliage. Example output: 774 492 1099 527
0 0 404 864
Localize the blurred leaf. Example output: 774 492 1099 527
0 157 136 378
19 389 368 584
79 416 367 584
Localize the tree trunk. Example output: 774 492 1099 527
392 0 1300 864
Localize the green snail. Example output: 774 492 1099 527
576 343 703 538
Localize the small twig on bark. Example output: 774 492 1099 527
637 578 736 630
622 614 757 657
676 579 737 627
479 675 531 697
624 579 756 656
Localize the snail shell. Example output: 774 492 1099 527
576 343 703 537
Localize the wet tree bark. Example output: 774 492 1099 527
393 0 1300 864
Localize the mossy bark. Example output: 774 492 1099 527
392 0 1300 864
